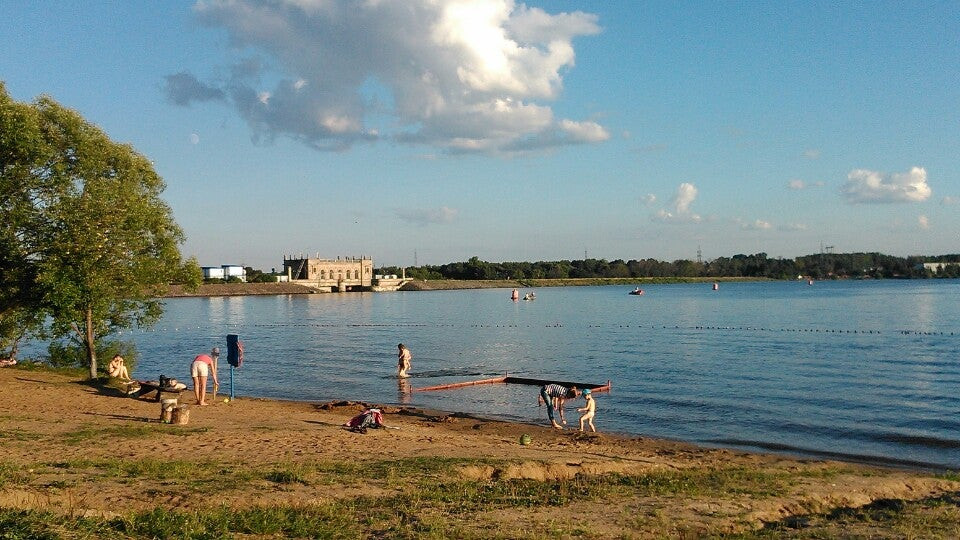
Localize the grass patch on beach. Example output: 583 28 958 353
1 464 956 539
743 491 960 539
265 464 310 485
8 360 89 378
0 462 32 488
40 458 255 494
0 427 42 441
61 424 161 444
613 467 792 498
314 456 479 483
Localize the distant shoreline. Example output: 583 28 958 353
163 277 763 297
399 276 764 291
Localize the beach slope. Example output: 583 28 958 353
0 367 957 538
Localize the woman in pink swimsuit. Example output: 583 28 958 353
190 353 219 405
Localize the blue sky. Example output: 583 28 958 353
2 1 957 270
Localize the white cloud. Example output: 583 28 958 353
918 214 930 230
558 119 609 143
172 0 603 154
841 166 931 204
640 194 656 205
942 196 958 205
788 179 824 190
739 219 772 231
189 133 200 144
653 183 701 223
787 179 806 190
395 206 458 225
674 182 697 213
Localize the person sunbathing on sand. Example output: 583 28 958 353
108 355 130 380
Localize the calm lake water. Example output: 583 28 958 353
48 280 960 469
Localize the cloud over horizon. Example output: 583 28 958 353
841 167 931 204
165 0 607 154
654 182 701 223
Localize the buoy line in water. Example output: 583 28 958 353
116 323 957 337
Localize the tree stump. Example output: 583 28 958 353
172 405 190 425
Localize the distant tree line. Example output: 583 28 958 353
377 253 960 281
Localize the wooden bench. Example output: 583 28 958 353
134 381 187 402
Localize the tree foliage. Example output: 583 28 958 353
378 251 952 283
0 83 201 376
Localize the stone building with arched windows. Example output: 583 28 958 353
283 255 373 292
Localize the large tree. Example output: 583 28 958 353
0 83 49 360
0 83 201 377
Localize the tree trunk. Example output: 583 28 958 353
85 307 97 379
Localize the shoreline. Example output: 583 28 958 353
2 366 958 537
164 277 763 297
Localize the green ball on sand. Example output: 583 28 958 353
223 398 230 403
519 434 531 445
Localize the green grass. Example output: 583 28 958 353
0 428 42 441
265 464 310 485
737 492 960 539
7 361 89 378
2 457 954 539
0 462 32 488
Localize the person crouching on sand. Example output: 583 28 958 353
397 343 412 378
538 384 578 429
191 353 218 406
578 388 596 432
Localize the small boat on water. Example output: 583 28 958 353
628 288 644 296
523 292 536 301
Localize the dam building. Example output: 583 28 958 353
283 255 374 292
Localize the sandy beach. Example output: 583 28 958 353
1 366 958 538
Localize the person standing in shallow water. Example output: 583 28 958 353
397 343 412 378
578 388 596 432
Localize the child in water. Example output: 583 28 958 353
397 343 412 378
578 388 596 432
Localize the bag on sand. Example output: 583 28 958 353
344 408 384 434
